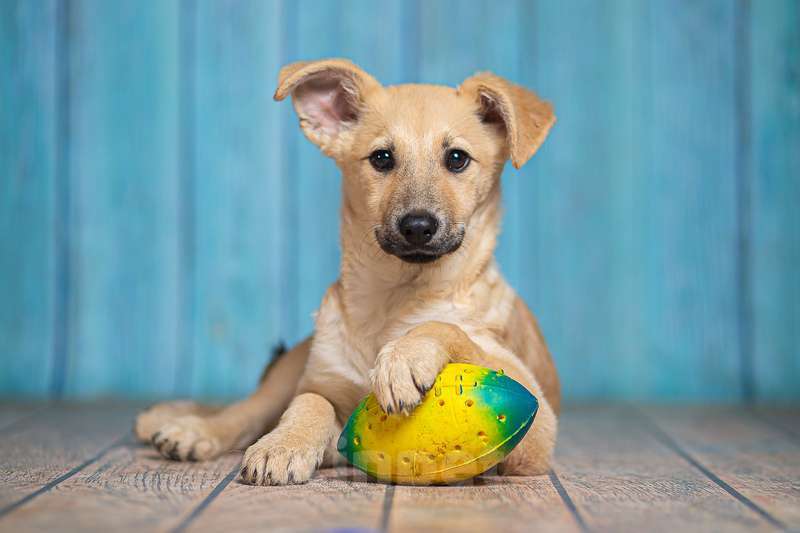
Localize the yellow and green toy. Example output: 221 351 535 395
337 363 538 485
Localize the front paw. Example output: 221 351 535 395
151 415 225 462
370 336 446 415
240 431 324 485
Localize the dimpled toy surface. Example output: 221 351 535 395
337 363 539 485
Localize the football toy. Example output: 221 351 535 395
337 363 538 485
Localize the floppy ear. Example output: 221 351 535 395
274 58 380 157
459 72 555 169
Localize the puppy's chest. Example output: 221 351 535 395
344 297 469 366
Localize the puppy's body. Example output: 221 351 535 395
136 60 560 484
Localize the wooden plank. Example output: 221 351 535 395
282 0 343 344
642 406 797 528
0 403 137 510
182 467 386 531
66 0 181 396
0 404 45 431
753 407 800 442
388 476 578 533
340 0 409 86
554 406 775 532
0 0 58 396
750 0 800 401
186 0 285 398
642 0 741 400
0 446 241 531
519 0 648 400
529 0 741 401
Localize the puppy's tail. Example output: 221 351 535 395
259 341 289 383
243 336 312 438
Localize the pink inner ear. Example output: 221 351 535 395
293 74 358 136
479 93 505 126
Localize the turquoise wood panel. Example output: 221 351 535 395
527 0 743 400
0 0 58 396
284 0 343 343
640 0 742 400
64 0 181 396
186 0 285 398
0 0 798 401
750 0 800 401
522 0 652 400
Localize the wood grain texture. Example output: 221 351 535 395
282 0 344 344
644 0 741 400
0 404 137 510
642 406 799 528
186 0 285 398
554 406 775 532
183 467 387 531
0 1 798 401
388 475 579 533
753 407 800 443
0 0 58 396
0 446 241 531
0 404 44 432
750 0 800 401
521 0 648 400
65 0 181 396
0 404 799 531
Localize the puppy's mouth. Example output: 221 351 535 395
398 252 442 264
374 227 465 264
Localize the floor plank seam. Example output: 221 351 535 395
634 409 787 530
171 462 240 532
548 469 590 533
0 432 130 519
379 484 395 532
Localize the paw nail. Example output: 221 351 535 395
167 442 180 461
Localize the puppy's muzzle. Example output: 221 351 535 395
376 209 464 264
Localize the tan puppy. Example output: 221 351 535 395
135 58 560 484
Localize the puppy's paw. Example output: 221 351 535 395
370 336 447 415
497 453 552 476
151 415 225 462
135 400 219 443
240 431 323 485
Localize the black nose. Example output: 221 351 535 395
399 211 439 246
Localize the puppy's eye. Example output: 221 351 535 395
369 149 395 172
445 149 470 173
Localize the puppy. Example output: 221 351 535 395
135 58 560 484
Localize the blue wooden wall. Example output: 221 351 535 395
1 0 798 402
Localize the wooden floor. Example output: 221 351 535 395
0 404 797 532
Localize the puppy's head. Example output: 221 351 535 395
275 59 555 264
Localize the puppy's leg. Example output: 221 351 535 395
145 337 310 462
240 392 338 485
371 321 484 414
135 401 222 443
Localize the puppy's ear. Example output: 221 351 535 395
274 58 380 157
459 72 555 169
